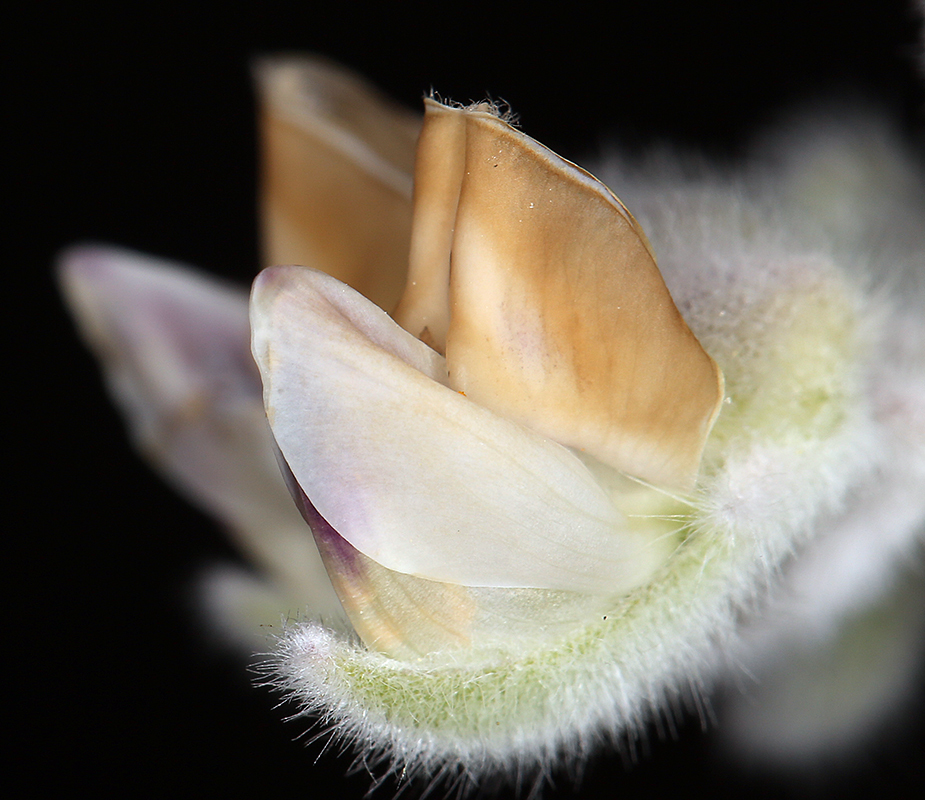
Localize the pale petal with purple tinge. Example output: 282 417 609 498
281 475 629 659
58 246 344 624
251 265 673 594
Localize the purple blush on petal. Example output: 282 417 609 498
274 449 363 577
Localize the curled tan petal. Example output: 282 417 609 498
392 101 467 353
396 100 723 490
254 56 420 312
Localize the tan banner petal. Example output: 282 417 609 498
397 101 723 490
254 57 420 312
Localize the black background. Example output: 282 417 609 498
11 0 925 796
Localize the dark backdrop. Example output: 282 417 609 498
11 1 925 796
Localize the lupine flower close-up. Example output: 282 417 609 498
15 1 925 797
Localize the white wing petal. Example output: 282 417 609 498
252 265 671 594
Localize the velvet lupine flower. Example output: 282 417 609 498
60 56 925 788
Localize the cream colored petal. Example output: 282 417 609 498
396 101 723 491
290 494 623 659
254 56 420 312
58 245 345 625
251 265 671 595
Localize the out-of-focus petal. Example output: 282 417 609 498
254 57 419 312
718 565 925 763
251 265 674 597
58 245 345 626
197 564 306 652
394 100 724 491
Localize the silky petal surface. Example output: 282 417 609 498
59 245 344 624
254 57 419 311
286 482 634 659
251 266 670 594
396 100 723 491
